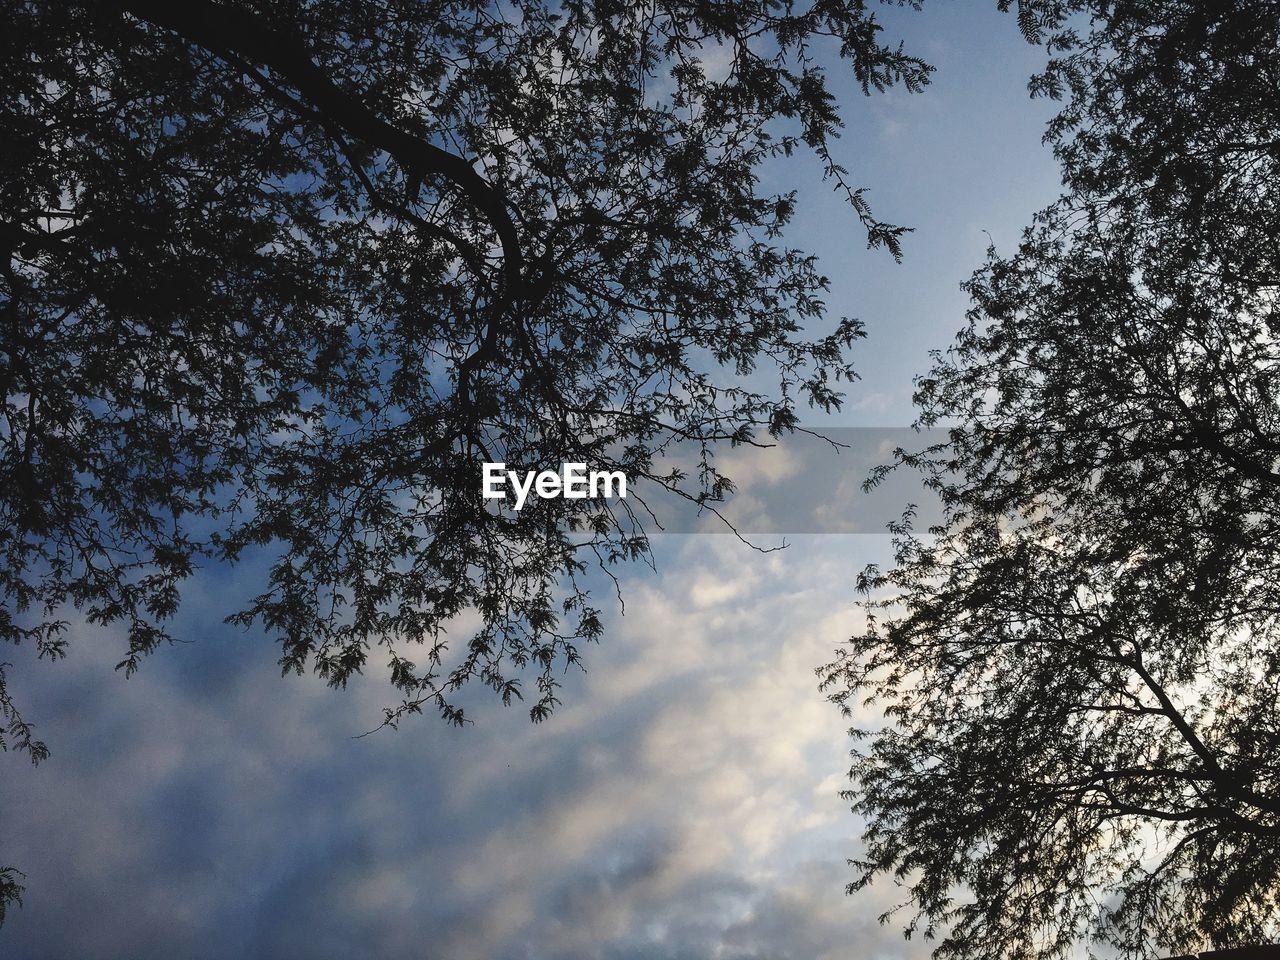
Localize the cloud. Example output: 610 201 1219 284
0 536 920 960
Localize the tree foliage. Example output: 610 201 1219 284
2 0 933 769
823 2 1280 958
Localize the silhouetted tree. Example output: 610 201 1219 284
3 0 932 740
0 0 943 925
823 2 1280 959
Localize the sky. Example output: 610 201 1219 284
1 3 1066 957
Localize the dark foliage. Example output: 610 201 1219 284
2 0 944 926
3 0 932 742
823 2 1280 958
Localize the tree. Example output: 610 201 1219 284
3 0 932 744
822 2 1280 958
2 0 939 920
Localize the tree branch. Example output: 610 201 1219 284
82 0 522 312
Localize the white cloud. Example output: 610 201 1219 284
0 536 918 959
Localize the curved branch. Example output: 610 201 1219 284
227 55 491 283
85 0 523 311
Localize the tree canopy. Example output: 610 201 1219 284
2 0 936 768
823 2 1280 958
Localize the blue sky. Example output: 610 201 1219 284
2 3 1066 957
